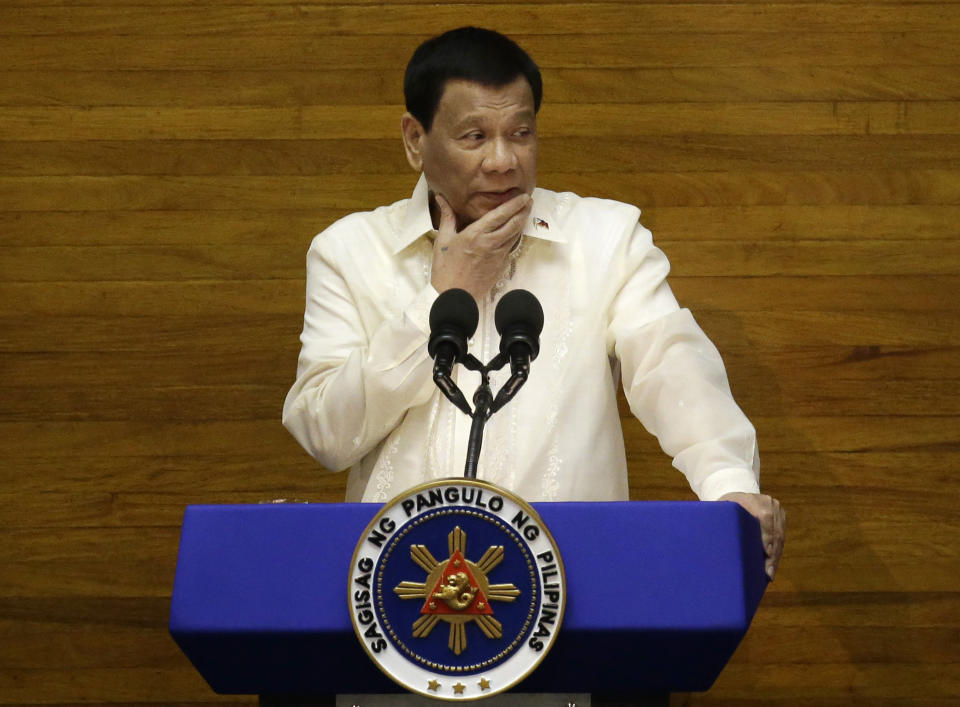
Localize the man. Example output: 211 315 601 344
283 27 784 578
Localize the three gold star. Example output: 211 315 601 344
427 677 491 694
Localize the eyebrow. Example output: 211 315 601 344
451 108 536 132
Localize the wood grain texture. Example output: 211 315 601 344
4 170 960 211
4 205 959 246
3 101 959 139
1 1 958 704
4 33 960 70
4 4 960 35
5 136 960 176
4 67 960 105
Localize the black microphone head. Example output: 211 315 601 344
495 289 544 336
430 288 479 336
495 289 544 360
428 288 479 360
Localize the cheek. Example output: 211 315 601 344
522 144 538 172
432 158 477 198
425 145 460 175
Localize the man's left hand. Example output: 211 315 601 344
717 492 785 581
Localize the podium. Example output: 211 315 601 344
170 501 767 699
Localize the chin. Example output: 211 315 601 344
456 204 490 226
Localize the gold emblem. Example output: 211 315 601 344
394 526 520 655
348 479 567 699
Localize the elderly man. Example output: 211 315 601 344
283 27 784 578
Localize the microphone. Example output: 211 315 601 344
429 288 479 374
495 289 543 371
428 289 479 415
490 290 543 413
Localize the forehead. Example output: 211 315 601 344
434 77 536 124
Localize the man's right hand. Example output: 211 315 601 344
430 192 533 301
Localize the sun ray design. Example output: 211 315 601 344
475 545 504 574
394 581 428 598
448 526 466 555
394 526 520 656
486 584 521 601
450 622 467 654
474 614 502 639
412 614 441 638
411 544 440 573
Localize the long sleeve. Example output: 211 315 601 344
282 231 439 472
607 220 761 501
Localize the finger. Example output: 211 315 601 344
755 497 774 554
752 497 777 580
766 536 779 579
434 193 457 236
480 197 533 247
488 191 532 219
762 523 776 570
771 500 784 553
773 501 786 566
470 193 532 236
767 500 785 580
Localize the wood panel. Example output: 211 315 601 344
5 136 960 176
3 101 959 139
4 4 960 35
3 170 960 211
3 205 958 246
4 33 960 71
2 276 954 315
4 67 960 105
1 0 958 705
3 240 959 281
5 346 959 388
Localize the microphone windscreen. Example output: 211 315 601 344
430 288 479 338
495 289 544 336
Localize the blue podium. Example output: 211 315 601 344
170 501 767 697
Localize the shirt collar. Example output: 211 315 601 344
394 173 566 254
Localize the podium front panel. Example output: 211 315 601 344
170 501 766 694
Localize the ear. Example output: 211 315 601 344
400 112 426 172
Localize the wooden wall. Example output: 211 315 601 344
1 1 958 704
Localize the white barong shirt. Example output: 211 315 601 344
283 175 761 503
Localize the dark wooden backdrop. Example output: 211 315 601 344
1 1 958 704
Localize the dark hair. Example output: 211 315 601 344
404 27 543 132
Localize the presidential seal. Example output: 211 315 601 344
348 479 565 700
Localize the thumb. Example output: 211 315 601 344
434 193 457 235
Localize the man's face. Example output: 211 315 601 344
402 76 538 227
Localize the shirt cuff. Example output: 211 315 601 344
697 467 761 501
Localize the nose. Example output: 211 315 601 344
481 137 518 173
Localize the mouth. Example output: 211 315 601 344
475 187 523 205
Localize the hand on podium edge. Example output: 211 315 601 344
717 492 785 581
